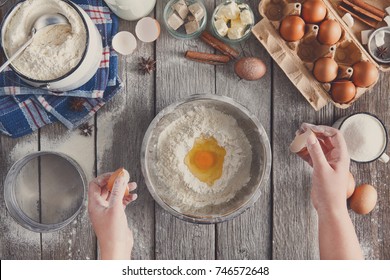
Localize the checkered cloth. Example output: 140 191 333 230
0 0 122 138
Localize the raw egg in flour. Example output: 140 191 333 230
185 135 226 186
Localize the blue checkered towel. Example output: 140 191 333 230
0 0 122 138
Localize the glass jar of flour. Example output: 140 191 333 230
104 0 156 21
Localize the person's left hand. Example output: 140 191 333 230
88 172 137 260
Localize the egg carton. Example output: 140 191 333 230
329 0 390 67
252 0 390 110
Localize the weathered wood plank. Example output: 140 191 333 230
0 0 41 261
334 72 390 260
215 0 273 260
154 0 216 260
0 134 41 259
272 62 334 259
39 123 96 260
96 18 156 260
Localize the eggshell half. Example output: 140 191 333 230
112 31 137 55
290 129 315 153
136 17 161 43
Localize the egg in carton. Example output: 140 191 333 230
327 0 390 68
252 0 384 110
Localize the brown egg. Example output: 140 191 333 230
347 172 355 199
313 57 338 83
234 57 267 81
318 20 342 45
352 61 379 88
301 0 327 23
107 168 130 197
280 15 306 42
349 184 377 215
331 80 356 104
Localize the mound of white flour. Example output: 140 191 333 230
156 106 252 210
3 0 87 81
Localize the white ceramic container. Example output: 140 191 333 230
104 0 156 21
0 0 103 92
333 112 389 164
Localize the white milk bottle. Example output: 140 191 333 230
104 0 157 21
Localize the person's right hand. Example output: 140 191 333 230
88 171 137 260
296 124 363 260
296 123 350 214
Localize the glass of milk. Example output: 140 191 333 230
334 113 389 163
104 0 156 21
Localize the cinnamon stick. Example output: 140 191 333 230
185 51 230 65
338 5 378 28
342 0 382 22
351 0 386 19
200 31 239 59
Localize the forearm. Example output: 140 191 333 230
317 208 363 260
99 240 132 260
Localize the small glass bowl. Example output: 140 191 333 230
211 0 255 44
163 0 207 40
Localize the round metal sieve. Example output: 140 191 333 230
4 151 86 232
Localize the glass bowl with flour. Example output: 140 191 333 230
141 95 272 224
0 0 102 91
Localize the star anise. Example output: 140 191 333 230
376 46 388 59
69 97 85 112
79 123 93 137
138 57 156 75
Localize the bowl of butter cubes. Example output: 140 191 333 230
164 0 207 39
211 0 254 44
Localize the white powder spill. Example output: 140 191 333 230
96 86 127 171
40 131 94 182
0 215 41 257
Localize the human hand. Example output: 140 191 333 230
295 123 350 215
295 124 363 260
88 171 137 260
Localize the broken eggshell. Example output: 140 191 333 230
290 129 315 154
112 31 137 55
136 17 161 43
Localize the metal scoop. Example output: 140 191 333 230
0 13 69 73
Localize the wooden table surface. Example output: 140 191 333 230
1 0 389 260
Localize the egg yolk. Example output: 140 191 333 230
185 135 226 186
194 151 216 170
